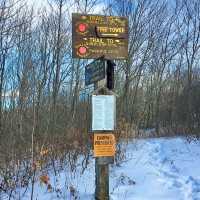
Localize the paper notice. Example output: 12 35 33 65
92 95 116 131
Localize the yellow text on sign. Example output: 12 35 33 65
94 133 116 157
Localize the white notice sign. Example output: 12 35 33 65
92 95 116 131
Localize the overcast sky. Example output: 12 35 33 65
25 0 48 10
24 0 105 15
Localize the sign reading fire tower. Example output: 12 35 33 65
72 13 128 59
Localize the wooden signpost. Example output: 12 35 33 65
72 13 128 200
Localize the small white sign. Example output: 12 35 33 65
92 95 116 131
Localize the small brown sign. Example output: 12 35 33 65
72 13 128 59
94 133 116 157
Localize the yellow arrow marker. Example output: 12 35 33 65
100 33 119 37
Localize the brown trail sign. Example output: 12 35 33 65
72 13 128 59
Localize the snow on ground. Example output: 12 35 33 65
110 137 200 200
1 137 200 200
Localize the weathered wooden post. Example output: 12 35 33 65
93 60 116 200
95 159 109 200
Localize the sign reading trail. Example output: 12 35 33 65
85 59 105 86
72 13 128 59
94 133 116 157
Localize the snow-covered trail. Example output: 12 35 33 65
111 137 200 200
149 138 200 200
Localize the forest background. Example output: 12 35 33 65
0 0 200 184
